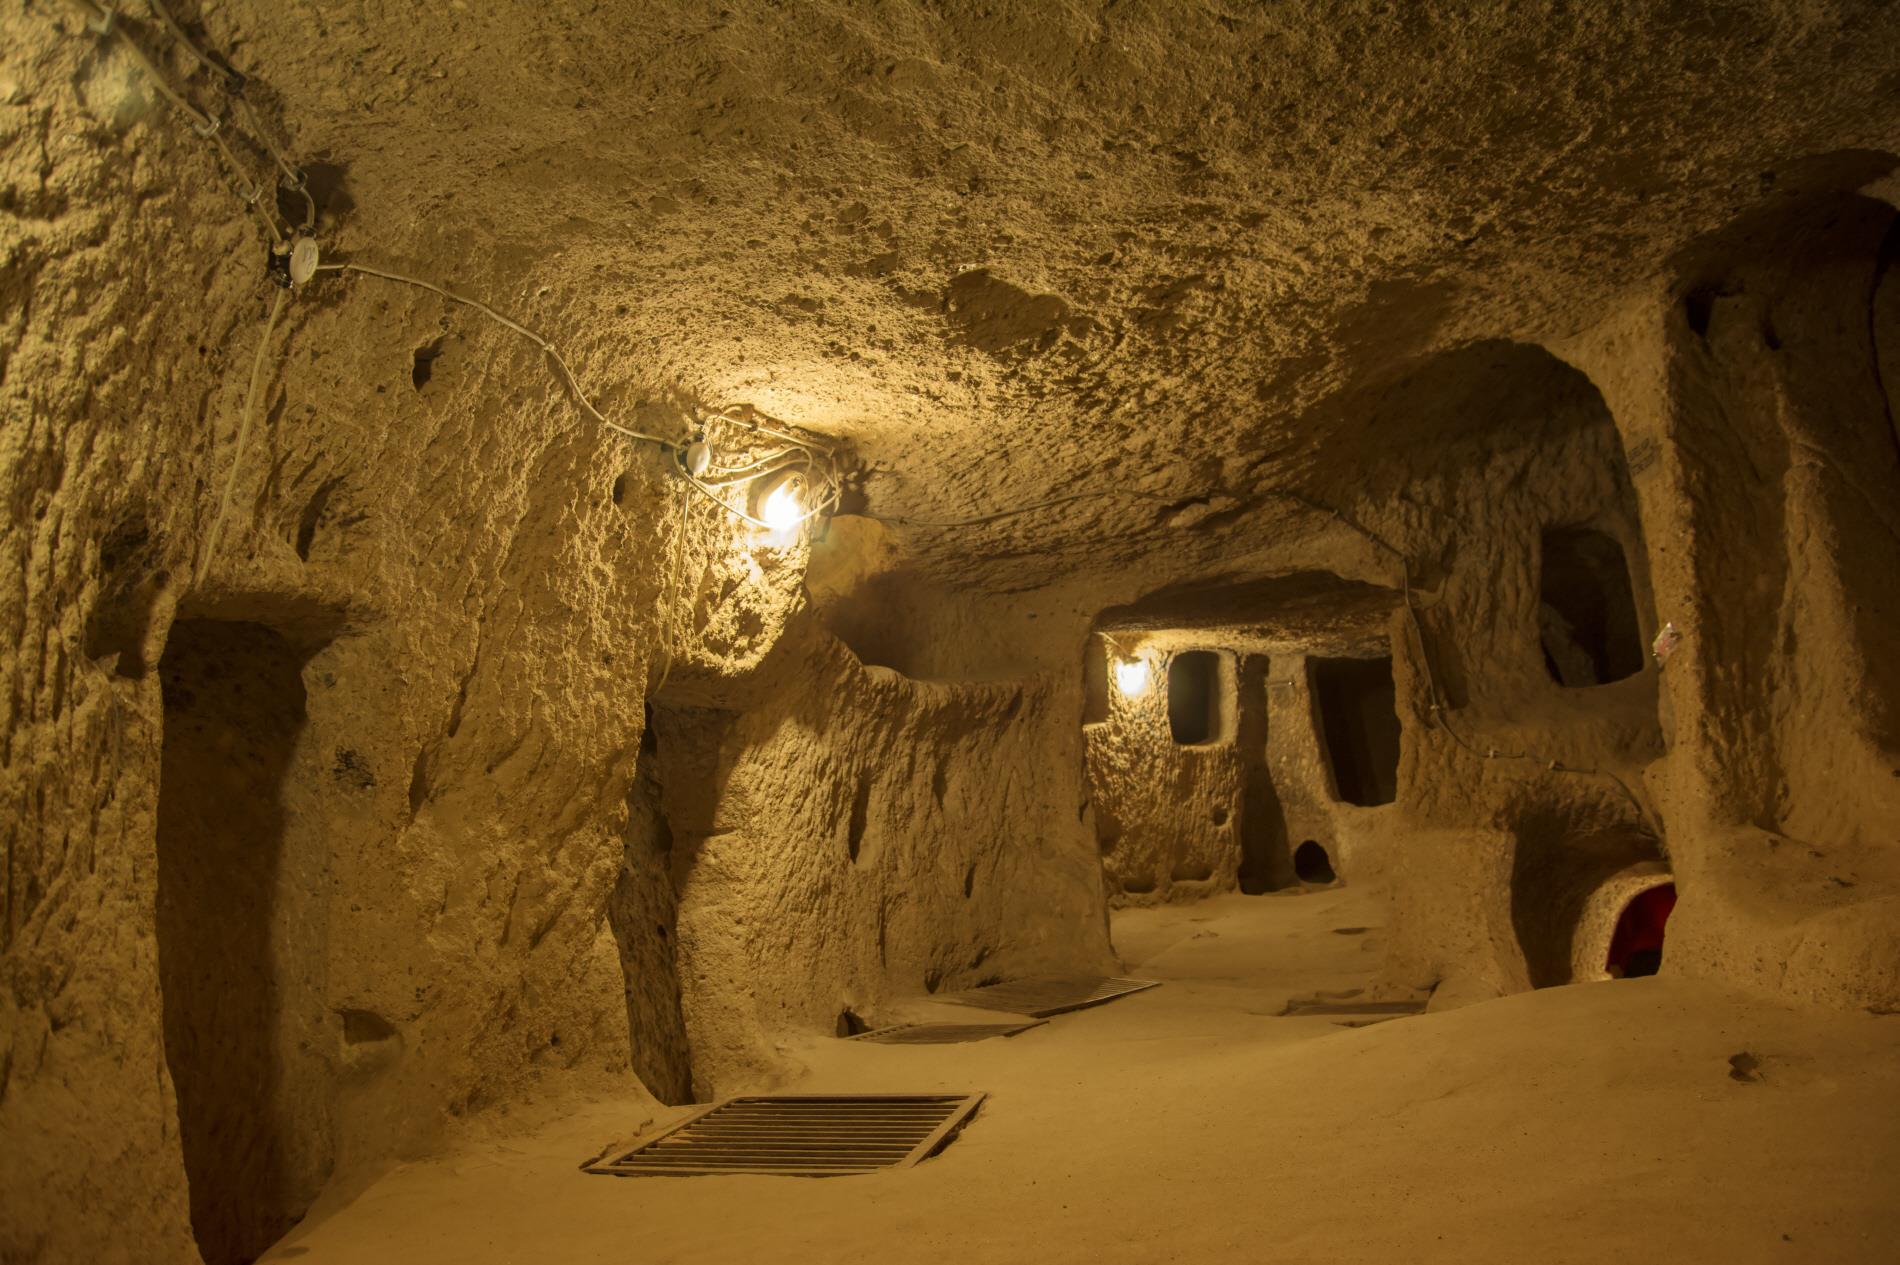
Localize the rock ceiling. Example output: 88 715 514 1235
110 1 1900 588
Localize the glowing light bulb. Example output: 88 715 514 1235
1114 657 1150 697
760 475 805 531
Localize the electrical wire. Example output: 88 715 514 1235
143 0 227 83
67 0 290 242
56 1 847 538
313 261 681 449
139 0 319 231
195 286 288 585
315 264 846 534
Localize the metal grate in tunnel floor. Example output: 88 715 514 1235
939 975 1160 1018
584 1094 986 1178
1278 997 1427 1027
847 1020 1046 1044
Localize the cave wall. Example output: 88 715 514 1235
660 628 1115 1096
1335 193 1900 1011
1265 650 1402 885
1566 193 1900 1010
1084 641 1401 903
1084 646 1242 902
0 21 809 1260
1305 342 1666 1000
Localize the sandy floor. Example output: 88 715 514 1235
267 886 1900 1264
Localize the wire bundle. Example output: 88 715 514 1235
68 0 314 243
681 411 845 531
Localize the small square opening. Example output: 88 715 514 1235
1167 650 1232 745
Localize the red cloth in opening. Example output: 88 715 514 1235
1607 883 1676 971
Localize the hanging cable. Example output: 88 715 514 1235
194 286 288 585
313 261 681 449
65 0 289 242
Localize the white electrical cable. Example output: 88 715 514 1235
56 0 846 537
313 261 680 449
144 0 226 81
195 286 288 585
66 0 290 243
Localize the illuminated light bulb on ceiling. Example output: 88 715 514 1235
755 471 806 532
1114 656 1150 697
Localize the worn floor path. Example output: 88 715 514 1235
269 885 1900 1264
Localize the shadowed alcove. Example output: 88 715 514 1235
1309 656 1400 808
1538 526 1645 687
156 619 333 1265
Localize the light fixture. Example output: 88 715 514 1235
751 468 807 532
1114 656 1150 697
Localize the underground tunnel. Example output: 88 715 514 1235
6 4 1900 1264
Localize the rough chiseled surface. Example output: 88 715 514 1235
4 2 1900 1263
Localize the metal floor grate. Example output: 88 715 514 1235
847 1020 1045 1044
940 975 1160 1018
1279 998 1427 1027
584 1094 985 1177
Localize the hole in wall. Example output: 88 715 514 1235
406 749 431 813
339 1009 397 1045
835 1009 871 1037
1167 650 1228 744
1538 527 1645 687
1684 286 1717 338
1607 883 1676 978
1310 656 1400 807
611 473 629 507
84 511 167 678
293 478 341 563
1118 871 1158 895
1510 808 1663 989
963 863 976 898
157 619 332 1265
1211 806 1229 827
1293 840 1335 884
281 160 354 225
411 340 443 391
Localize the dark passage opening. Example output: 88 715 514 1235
157 620 330 1265
1167 650 1225 745
1292 843 1337 881
1293 840 1335 884
1607 883 1677 978
1538 526 1645 687
1310 656 1400 807
608 706 696 1106
1081 634 1110 724
1510 804 1664 989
